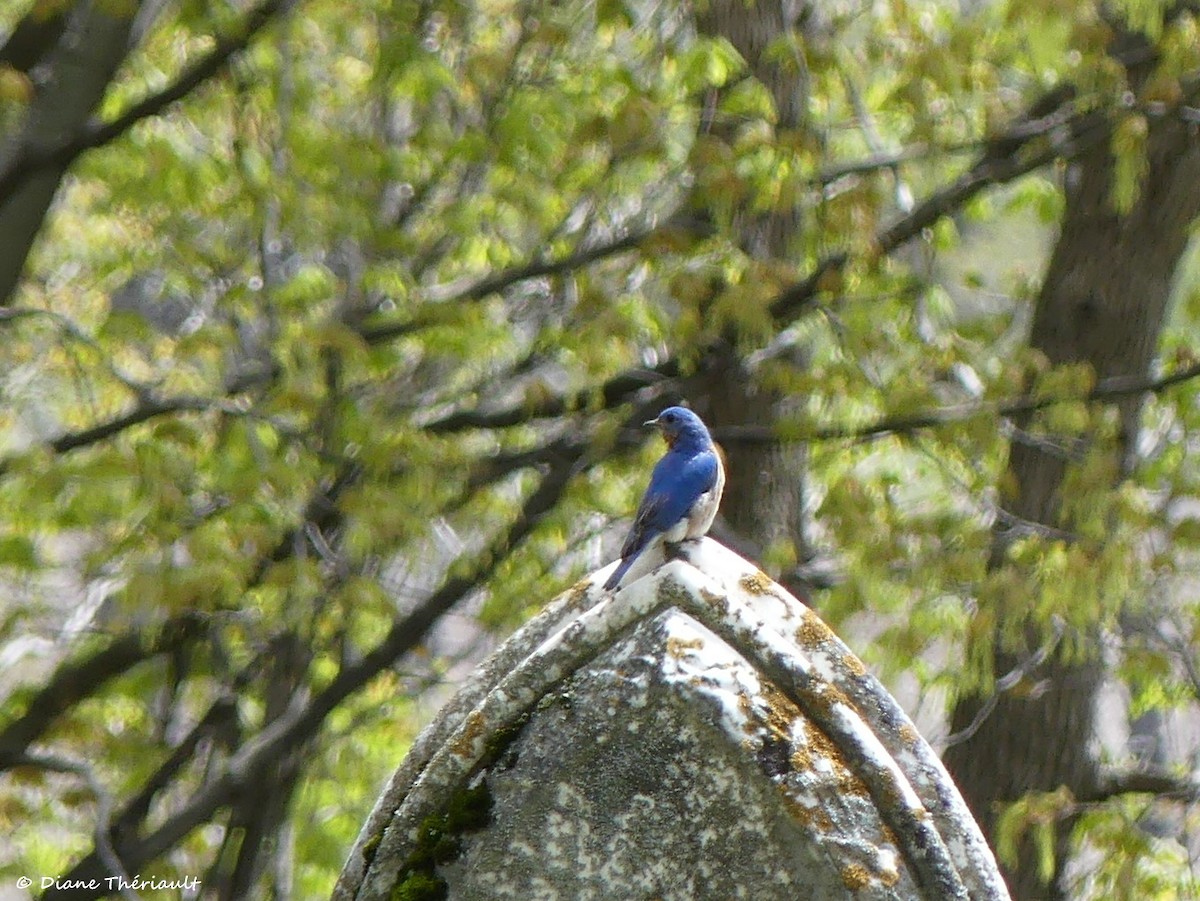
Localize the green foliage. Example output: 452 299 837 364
1070 797 1200 900
1111 113 1149 214
996 788 1075 884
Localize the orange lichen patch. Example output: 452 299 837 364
801 721 862 791
803 682 854 719
841 653 867 677
778 790 812 825
665 635 705 659
739 570 775 595
836 769 870 798
841 863 872 890
568 578 606 611
803 721 841 764
761 684 802 742
828 684 854 709
736 695 761 740
795 610 834 647
781 789 831 830
449 710 487 757
790 745 812 772
898 723 920 746
878 864 901 887
783 792 833 831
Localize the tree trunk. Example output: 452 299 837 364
690 0 816 596
943 45 1200 900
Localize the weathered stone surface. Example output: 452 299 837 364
333 539 1009 901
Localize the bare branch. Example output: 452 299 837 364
0 4 69 73
47 395 210 454
111 696 241 839
1078 769 1200 805
426 366 677 433
0 364 275 471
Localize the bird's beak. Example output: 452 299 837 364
643 417 660 429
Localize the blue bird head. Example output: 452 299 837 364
645 406 709 449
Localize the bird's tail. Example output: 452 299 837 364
602 555 635 591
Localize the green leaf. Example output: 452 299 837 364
0 534 37 569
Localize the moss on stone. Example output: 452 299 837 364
361 831 382 868
390 869 447 901
393 781 494 898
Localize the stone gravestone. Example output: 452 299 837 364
333 538 1009 901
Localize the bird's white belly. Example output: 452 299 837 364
679 463 725 541
684 489 718 538
662 515 691 543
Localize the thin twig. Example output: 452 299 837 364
9 752 141 901
943 616 1068 748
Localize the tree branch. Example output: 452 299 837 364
1080 770 1200 805
426 365 677 433
8 96 1112 458
0 4 70 73
358 223 675 346
769 107 1110 323
713 359 1200 446
0 0 293 208
111 696 241 841
0 613 205 769
0 363 275 472
942 617 1067 749
419 94 1118 436
47 395 210 455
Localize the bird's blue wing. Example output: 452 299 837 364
624 450 718 550
651 449 717 509
618 491 667 559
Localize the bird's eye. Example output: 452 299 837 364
663 411 676 422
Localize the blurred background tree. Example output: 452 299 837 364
1 0 1199 899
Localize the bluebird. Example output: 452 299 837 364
603 406 725 591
